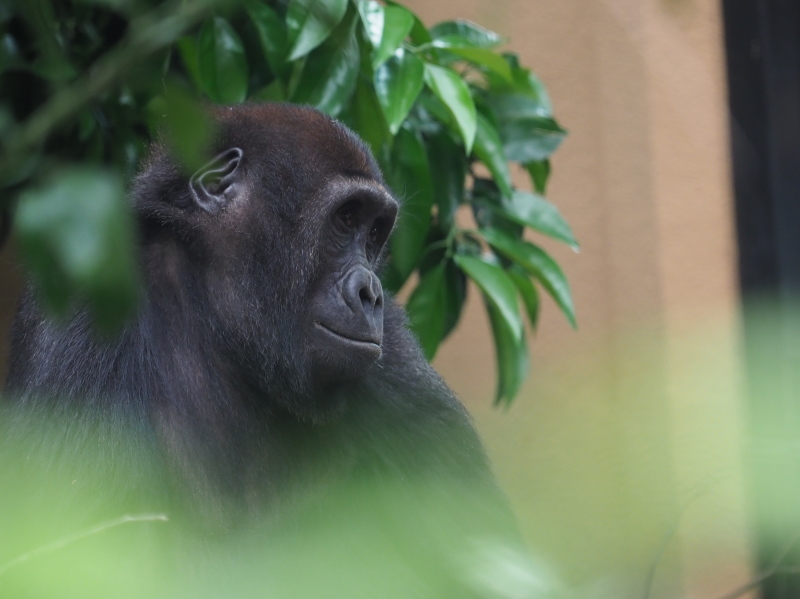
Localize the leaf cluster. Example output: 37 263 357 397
0 0 576 404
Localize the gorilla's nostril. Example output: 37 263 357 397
359 286 373 306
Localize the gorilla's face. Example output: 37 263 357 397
306 177 397 383
145 104 398 415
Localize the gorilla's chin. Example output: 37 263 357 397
309 323 382 384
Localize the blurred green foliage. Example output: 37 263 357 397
0 409 558 598
0 0 576 404
0 312 770 598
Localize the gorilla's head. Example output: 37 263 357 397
133 104 398 419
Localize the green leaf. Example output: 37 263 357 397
291 15 359 116
344 77 391 159
381 262 404 295
473 112 512 198
245 0 288 76
526 159 550 194
481 228 576 328
0 33 20 75
176 35 203 91
198 17 249 103
409 16 432 45
357 0 384 47
286 57 306 98
387 126 434 287
429 20 504 48
14 167 139 331
250 80 286 102
486 301 529 406
434 46 512 82
374 48 424 134
488 54 553 116
373 4 414 68
453 254 523 342
406 261 447 360
441 258 467 339
498 115 567 163
424 63 477 153
161 85 214 172
394 257 465 364
487 91 551 121
479 190 578 249
286 0 348 61
512 64 553 115
425 129 465 232
470 178 523 240
417 91 456 130
508 265 540 330
487 88 565 162
383 2 431 45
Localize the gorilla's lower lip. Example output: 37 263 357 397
314 322 381 349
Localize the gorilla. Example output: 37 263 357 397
2 104 515 553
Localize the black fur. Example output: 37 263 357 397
3 104 510 537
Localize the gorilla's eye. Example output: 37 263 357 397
366 218 389 260
336 201 361 230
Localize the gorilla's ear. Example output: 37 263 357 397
189 148 244 214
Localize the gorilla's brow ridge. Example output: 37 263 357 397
326 176 394 204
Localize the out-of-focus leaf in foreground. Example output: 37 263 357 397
157 85 214 172
0 416 559 599
14 167 139 331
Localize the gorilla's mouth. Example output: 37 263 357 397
314 322 381 351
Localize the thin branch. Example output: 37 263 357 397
713 527 800 599
642 518 682 599
0 0 235 179
0 513 169 577
642 475 736 599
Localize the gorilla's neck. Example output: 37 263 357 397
3 267 330 522
135 249 287 508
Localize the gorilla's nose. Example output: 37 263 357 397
344 266 384 327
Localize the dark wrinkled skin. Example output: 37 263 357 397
2 105 514 543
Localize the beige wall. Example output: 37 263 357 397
0 1 753 597
402 0 753 597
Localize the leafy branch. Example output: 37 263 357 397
0 0 577 405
